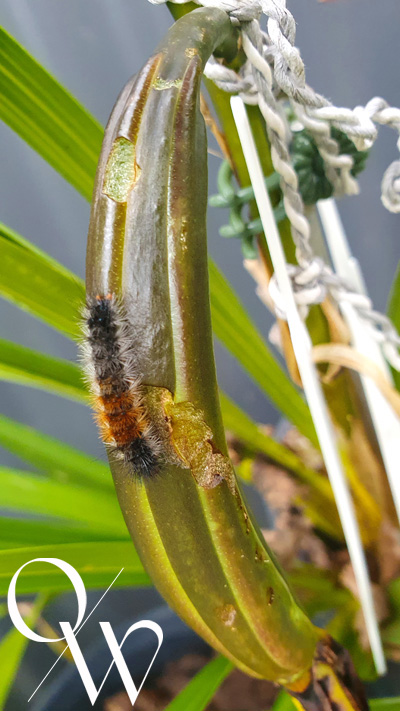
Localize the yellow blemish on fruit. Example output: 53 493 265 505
219 603 237 627
166 400 235 490
185 47 198 58
153 77 183 91
103 137 141 202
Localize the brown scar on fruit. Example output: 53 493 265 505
234 486 251 534
219 603 237 628
255 545 267 563
165 400 235 490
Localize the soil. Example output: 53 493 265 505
103 653 278 711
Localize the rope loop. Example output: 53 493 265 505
381 160 400 213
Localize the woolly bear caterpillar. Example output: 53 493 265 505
82 293 161 478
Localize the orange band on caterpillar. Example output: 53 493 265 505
82 294 161 478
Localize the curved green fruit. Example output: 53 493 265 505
85 10 369 707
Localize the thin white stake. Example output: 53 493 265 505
231 96 386 675
318 198 400 525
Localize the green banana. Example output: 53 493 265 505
84 8 370 709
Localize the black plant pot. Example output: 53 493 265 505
31 605 212 711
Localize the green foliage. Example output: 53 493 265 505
0 542 149 595
165 655 234 711
387 263 400 390
0 594 48 708
0 223 83 337
0 338 85 401
271 692 400 711
0 27 102 200
0 414 111 489
382 577 400 647
0 466 125 537
370 699 400 710
272 693 297 711
0 516 114 547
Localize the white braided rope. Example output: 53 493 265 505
149 0 400 371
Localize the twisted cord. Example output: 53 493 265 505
294 106 359 197
149 0 400 370
241 21 314 264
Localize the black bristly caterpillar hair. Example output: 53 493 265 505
81 293 162 478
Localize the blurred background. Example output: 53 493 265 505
1 0 400 465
